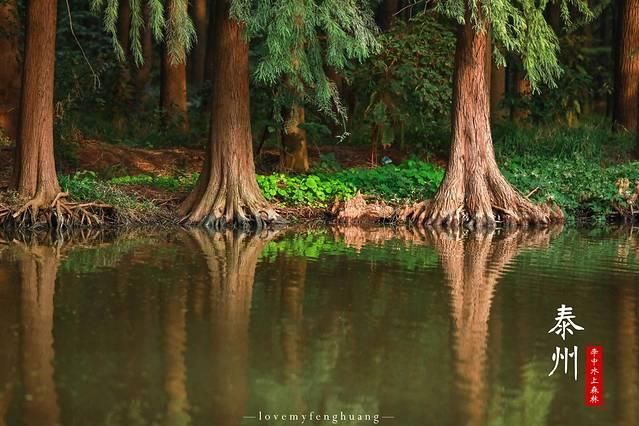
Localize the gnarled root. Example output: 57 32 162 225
330 192 395 224
400 173 563 229
2 192 115 230
179 184 284 230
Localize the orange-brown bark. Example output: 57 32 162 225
403 13 562 228
190 0 208 87
281 105 310 173
614 0 639 131
161 0 189 132
0 0 21 141
180 0 279 227
13 0 61 204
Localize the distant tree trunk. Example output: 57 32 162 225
133 3 153 106
511 65 531 122
403 12 562 227
179 0 280 227
113 0 131 129
160 0 189 132
190 0 208 87
281 105 309 173
0 0 21 142
377 0 399 31
12 0 61 205
490 62 506 123
204 0 217 85
614 0 639 131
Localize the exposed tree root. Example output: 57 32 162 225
330 192 394 224
179 182 284 230
398 174 564 229
0 192 115 230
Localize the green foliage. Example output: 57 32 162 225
433 0 592 89
109 173 199 190
236 0 379 118
257 173 357 206
351 12 455 149
59 171 159 212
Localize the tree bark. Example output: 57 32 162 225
281 105 309 173
377 0 399 31
12 0 61 205
179 0 280 228
614 0 639 131
0 0 21 142
490 63 506 123
133 3 154 106
190 0 208 87
160 0 189 133
511 64 531 122
403 13 562 227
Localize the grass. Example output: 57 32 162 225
57 121 638 225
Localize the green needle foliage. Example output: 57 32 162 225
233 0 379 117
431 0 592 90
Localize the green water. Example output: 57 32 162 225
0 226 638 426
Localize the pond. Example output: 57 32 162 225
0 226 638 426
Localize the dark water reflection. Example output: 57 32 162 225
0 226 638 426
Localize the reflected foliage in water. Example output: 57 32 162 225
0 226 638 426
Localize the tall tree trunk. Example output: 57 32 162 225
190 0 208 87
160 0 189 133
179 0 280 227
281 105 309 173
12 0 61 205
404 14 562 227
614 0 639 131
0 0 21 142
133 3 154 107
113 0 132 129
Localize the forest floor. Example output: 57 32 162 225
1 134 638 226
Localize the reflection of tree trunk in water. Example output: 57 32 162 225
0 262 18 426
162 281 190 426
18 245 60 426
617 284 638 426
189 229 269 425
431 229 558 426
278 255 306 408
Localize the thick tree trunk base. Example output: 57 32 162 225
0 192 115 229
398 172 564 228
178 175 283 230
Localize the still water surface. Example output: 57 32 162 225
0 226 638 426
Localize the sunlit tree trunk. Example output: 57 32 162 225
160 0 189 132
281 105 309 173
0 0 21 141
614 0 639 132
404 12 562 227
179 0 280 227
12 0 61 205
19 245 60 426
190 0 208 87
